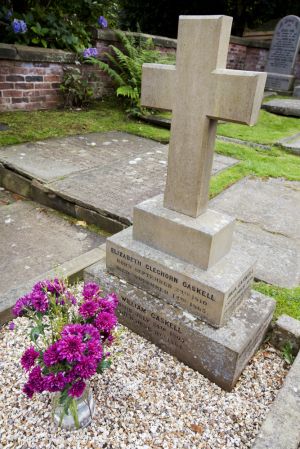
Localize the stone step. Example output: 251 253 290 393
84 258 275 391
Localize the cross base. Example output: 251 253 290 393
133 194 235 270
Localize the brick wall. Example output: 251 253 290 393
0 31 299 112
0 43 113 112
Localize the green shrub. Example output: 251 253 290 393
0 1 114 52
60 67 95 108
87 30 172 114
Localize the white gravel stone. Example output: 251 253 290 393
0 315 288 449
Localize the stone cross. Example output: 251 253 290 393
141 16 266 217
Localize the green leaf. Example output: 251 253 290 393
97 358 112 374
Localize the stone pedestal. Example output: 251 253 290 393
265 73 295 93
84 259 275 391
133 194 235 270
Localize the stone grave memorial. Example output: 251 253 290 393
85 16 276 390
265 15 300 92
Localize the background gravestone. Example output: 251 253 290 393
266 15 300 92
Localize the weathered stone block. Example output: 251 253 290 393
106 227 255 327
271 314 300 355
133 194 235 269
84 259 275 391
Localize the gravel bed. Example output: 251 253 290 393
0 317 288 449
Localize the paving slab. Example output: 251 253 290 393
262 98 300 117
277 132 300 155
210 177 300 288
0 132 238 223
0 192 105 297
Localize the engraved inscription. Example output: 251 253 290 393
118 294 185 352
266 16 300 75
108 243 222 325
107 242 254 327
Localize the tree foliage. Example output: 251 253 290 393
118 0 300 37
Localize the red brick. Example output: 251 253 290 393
0 67 10 74
44 75 61 82
15 83 34 90
0 83 14 90
34 82 51 89
3 90 23 97
29 96 47 102
0 98 11 104
12 97 29 104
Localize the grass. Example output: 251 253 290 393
0 98 170 147
253 282 300 321
0 97 299 321
217 109 300 145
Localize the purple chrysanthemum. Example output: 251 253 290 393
98 16 108 28
44 372 66 393
23 382 34 398
43 278 65 296
58 335 85 363
9 322 15 331
28 366 44 393
43 342 60 367
12 294 32 317
85 339 103 360
81 324 100 342
82 282 101 300
94 311 117 332
61 323 83 338
83 47 98 58
12 18 27 34
30 290 49 313
74 356 97 379
68 380 86 398
79 299 99 319
21 347 39 371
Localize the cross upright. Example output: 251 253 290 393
141 15 266 218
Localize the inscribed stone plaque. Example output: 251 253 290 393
106 227 255 328
266 15 300 91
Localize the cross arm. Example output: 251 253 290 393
141 63 176 110
208 69 267 125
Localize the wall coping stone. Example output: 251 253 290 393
0 29 271 64
0 43 75 63
93 28 271 50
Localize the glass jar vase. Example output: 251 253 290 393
52 385 95 430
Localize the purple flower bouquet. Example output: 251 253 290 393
12 279 118 429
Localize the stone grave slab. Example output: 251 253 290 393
209 177 300 287
0 132 166 183
277 132 300 154
262 98 300 117
45 136 237 224
265 15 300 92
0 195 105 296
84 258 275 391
